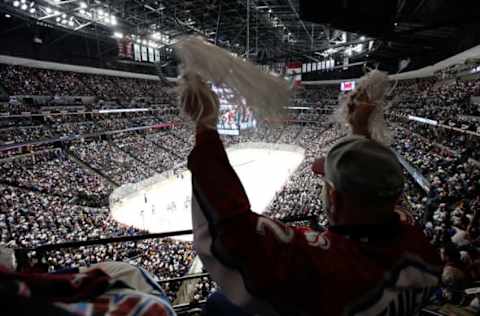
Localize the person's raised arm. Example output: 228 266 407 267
181 75 319 314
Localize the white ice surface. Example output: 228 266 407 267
110 147 304 240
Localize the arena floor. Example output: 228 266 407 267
110 147 305 240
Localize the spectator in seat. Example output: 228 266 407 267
182 73 442 316
0 259 176 316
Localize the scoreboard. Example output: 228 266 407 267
212 84 257 136
340 81 356 92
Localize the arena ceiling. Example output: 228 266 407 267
0 0 369 65
1 0 480 76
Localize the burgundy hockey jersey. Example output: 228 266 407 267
188 129 442 316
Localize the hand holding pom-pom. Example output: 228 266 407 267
179 73 219 130
346 89 375 137
335 70 391 144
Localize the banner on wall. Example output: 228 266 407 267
134 44 141 61
286 62 302 86
141 46 148 62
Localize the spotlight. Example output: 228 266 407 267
13 1 20 7
21 3 28 10
29 7 35 13
79 2 87 9
68 20 74 26
45 7 52 14
5 14 11 18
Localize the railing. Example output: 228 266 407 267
18 230 193 253
18 216 319 254
14 215 320 314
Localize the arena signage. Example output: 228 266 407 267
98 108 150 113
407 115 438 126
340 81 356 91
218 129 240 136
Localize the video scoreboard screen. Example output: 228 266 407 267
211 84 257 136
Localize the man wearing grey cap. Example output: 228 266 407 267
313 135 407 229
183 73 442 316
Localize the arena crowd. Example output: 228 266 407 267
1 63 480 312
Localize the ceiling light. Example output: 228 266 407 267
5 14 11 18
13 1 20 7
68 20 74 26
29 7 36 13
97 8 104 16
79 9 85 14
56 17 61 22
21 3 28 10
62 13 66 18
61 19 67 24
79 2 87 9
45 7 52 13
21 0 26 3
113 32 123 39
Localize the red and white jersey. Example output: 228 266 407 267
188 130 442 316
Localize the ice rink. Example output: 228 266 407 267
110 146 304 240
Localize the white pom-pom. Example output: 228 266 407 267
335 70 392 144
175 36 290 121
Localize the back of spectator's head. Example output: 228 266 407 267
313 136 404 225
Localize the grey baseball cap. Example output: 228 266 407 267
312 136 404 199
